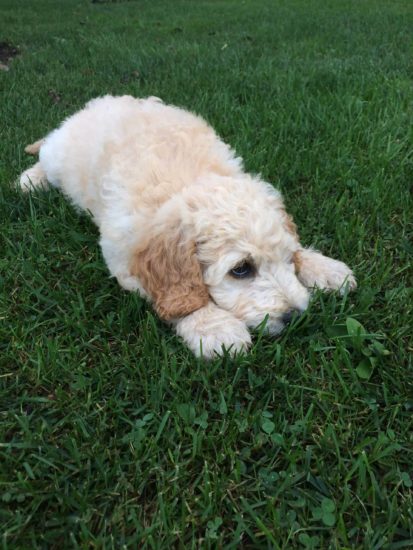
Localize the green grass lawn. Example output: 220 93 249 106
1 0 413 547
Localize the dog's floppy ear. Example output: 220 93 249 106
131 229 209 320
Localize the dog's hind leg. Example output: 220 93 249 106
18 162 49 192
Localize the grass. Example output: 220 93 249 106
1 0 413 547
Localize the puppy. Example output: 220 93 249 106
19 95 356 358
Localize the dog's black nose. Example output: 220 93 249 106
282 309 301 325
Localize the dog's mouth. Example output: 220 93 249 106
250 309 304 336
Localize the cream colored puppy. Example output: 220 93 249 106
19 95 356 358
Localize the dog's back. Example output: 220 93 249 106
24 95 242 222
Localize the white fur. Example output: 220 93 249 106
295 248 356 292
175 302 252 357
18 95 356 358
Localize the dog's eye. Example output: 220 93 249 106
229 261 255 279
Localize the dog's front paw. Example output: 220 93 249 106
296 249 357 293
117 273 141 292
175 302 251 359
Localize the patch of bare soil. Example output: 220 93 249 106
0 41 19 71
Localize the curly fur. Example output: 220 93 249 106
19 95 356 358
131 228 209 320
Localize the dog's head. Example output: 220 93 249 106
132 175 309 333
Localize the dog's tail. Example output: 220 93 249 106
25 138 45 155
